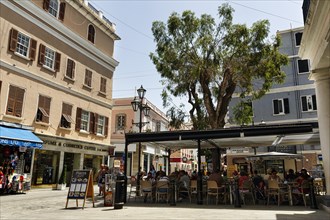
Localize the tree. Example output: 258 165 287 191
150 3 288 168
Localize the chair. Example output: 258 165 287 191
190 180 198 203
156 181 169 203
267 180 290 206
291 180 309 206
178 181 191 202
128 176 137 202
207 180 227 205
239 179 255 205
140 180 153 203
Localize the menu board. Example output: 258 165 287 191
68 170 89 199
65 170 94 209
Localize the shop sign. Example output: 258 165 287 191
114 160 121 168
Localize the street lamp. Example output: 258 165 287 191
131 85 151 195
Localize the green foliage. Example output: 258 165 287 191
150 3 288 129
58 164 67 184
232 101 254 126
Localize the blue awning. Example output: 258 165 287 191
0 126 43 149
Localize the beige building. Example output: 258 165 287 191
0 0 119 187
110 97 169 176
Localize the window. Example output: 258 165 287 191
38 44 61 72
65 59 75 79
273 98 290 115
8 29 37 60
295 32 303 47
156 121 161 132
100 77 106 93
84 69 92 87
116 114 126 130
43 0 66 21
75 108 108 136
60 103 73 128
88 25 95 43
96 115 108 136
6 85 25 117
36 95 51 123
297 59 310 74
301 95 317 112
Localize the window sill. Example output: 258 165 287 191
98 91 106 96
42 65 56 73
59 126 71 131
64 75 75 82
96 133 105 137
272 113 286 116
14 52 31 61
79 130 90 134
83 84 92 90
302 110 317 113
3 114 24 121
35 121 50 126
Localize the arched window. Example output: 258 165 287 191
88 25 95 43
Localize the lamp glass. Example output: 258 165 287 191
137 85 146 100
131 97 140 112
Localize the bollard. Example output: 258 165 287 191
309 177 318 209
234 178 241 208
114 172 126 209
170 178 176 206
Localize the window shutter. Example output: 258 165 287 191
66 59 75 78
94 113 98 134
29 38 37 60
59 3 66 21
55 52 61 72
312 95 317 110
43 0 50 10
89 112 95 134
273 100 279 114
284 98 290 114
75 107 82 131
38 44 46 65
105 117 109 137
9 28 18 52
301 96 308 111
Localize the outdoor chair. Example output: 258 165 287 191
207 180 227 205
140 180 153 203
291 180 309 206
267 180 290 206
239 179 255 205
190 180 198 203
128 176 137 202
156 181 169 203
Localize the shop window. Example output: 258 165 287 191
88 24 95 43
297 59 310 74
116 114 126 131
301 95 317 112
38 44 61 72
100 77 106 94
95 114 109 136
65 58 75 80
6 85 25 117
43 0 66 21
84 69 92 88
8 28 37 60
36 95 51 123
273 98 290 115
295 32 303 47
60 103 73 128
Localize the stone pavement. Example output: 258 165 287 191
0 186 329 220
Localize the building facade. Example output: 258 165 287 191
0 0 119 187
299 0 330 196
227 27 322 177
110 97 169 176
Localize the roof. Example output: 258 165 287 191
125 122 319 150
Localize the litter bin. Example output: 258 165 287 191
114 172 126 209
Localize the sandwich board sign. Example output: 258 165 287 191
65 170 95 209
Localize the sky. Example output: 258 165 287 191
89 0 304 115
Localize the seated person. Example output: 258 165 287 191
208 169 224 187
285 169 297 182
268 169 282 183
238 171 250 188
252 170 266 199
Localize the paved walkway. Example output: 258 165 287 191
0 187 329 220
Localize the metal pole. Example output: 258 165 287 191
136 101 143 197
197 139 203 205
124 141 128 203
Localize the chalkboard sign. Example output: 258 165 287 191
65 170 95 209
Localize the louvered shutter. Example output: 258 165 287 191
55 52 61 72
284 98 290 114
104 117 109 137
75 107 82 131
29 39 37 60
9 28 18 52
59 3 66 21
38 44 46 65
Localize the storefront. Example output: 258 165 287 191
0 125 43 194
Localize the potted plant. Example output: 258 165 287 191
57 165 67 190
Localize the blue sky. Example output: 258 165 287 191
90 0 304 114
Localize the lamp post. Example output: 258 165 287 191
131 85 151 196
